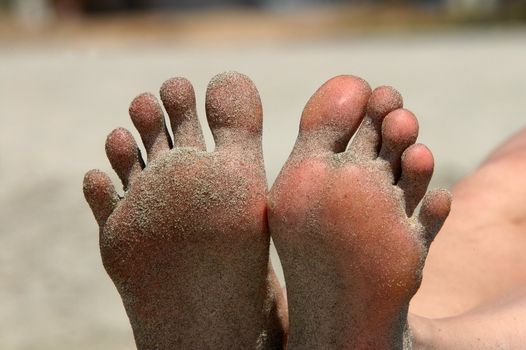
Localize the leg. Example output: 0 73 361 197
412 288 526 349
409 128 526 348
83 72 286 349
411 127 526 317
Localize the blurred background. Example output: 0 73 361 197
1 0 525 349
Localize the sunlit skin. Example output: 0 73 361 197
409 128 526 349
84 72 526 350
268 76 450 349
83 72 287 350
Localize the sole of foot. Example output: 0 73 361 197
83 72 286 349
269 75 451 349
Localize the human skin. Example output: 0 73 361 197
269 76 526 349
83 72 287 349
84 71 526 349
268 75 451 349
409 128 526 349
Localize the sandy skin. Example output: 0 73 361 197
83 72 286 349
268 75 451 349
82 71 526 349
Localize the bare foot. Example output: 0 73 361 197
83 72 286 349
268 76 451 349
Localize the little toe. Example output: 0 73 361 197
418 189 452 244
378 108 419 181
294 75 371 155
349 86 403 161
129 93 172 162
205 71 263 152
105 128 144 190
83 169 119 227
160 77 206 150
397 143 434 215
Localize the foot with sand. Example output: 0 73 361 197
83 72 286 349
269 75 451 349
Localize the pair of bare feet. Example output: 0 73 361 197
84 72 525 349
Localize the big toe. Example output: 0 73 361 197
294 75 371 155
205 71 263 152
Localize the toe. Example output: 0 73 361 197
418 189 452 245
105 128 144 190
378 109 419 181
397 144 434 215
294 75 371 155
349 86 403 161
205 71 263 152
83 169 119 227
160 77 206 150
129 93 172 162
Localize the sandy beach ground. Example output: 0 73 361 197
1 22 525 349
